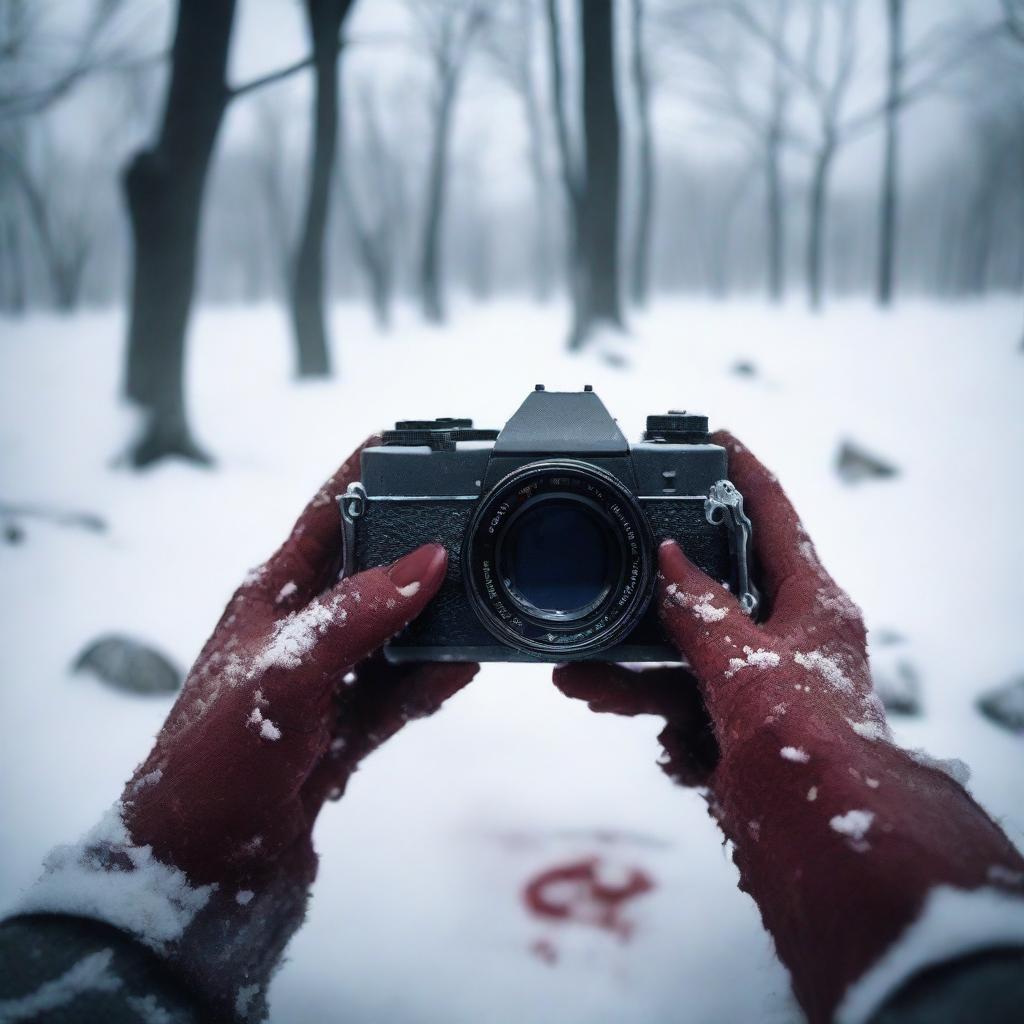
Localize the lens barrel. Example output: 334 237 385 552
462 460 655 657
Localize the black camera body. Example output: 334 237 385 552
339 388 757 663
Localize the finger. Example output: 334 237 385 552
657 539 759 679
257 543 450 718
714 429 836 623
302 659 479 812
553 662 702 722
248 434 379 606
656 720 718 789
553 663 718 788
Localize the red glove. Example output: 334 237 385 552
557 431 1024 1024
21 443 477 1021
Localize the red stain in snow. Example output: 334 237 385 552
523 856 655 944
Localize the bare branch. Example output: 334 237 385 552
1003 0 1024 45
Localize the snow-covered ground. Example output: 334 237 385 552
1 297 1022 1023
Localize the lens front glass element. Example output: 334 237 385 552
499 497 620 619
462 460 655 657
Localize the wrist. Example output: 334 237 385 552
16 801 315 1022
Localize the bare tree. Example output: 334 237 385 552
253 97 293 299
407 0 487 323
703 0 995 309
546 0 624 349
0 133 93 311
0 207 27 313
338 82 402 329
290 0 355 378
665 0 794 303
801 0 858 311
544 0 583 329
0 0 154 122
122 0 236 466
122 0 348 467
1000 0 1024 346
628 0 655 307
484 0 554 302
877 0 903 306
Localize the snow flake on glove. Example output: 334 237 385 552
830 808 875 851
725 645 781 678
665 584 730 623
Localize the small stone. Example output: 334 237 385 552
835 441 900 485
976 678 1024 734
872 628 906 647
872 659 923 716
73 634 182 695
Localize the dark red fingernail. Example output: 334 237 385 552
658 539 688 578
387 543 447 591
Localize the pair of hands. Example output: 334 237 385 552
114 434 1024 1024
122 430 875 891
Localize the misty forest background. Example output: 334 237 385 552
1 0 1023 467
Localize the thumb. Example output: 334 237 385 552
256 544 449 719
658 540 758 680
306 542 449 678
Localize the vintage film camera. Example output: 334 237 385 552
339 387 757 662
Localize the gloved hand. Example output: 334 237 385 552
23 442 477 1021
556 431 1024 1024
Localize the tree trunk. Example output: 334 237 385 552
877 0 903 306
806 138 834 311
765 0 789 303
521 28 553 303
123 0 235 467
572 0 624 348
290 0 352 377
629 0 653 308
544 0 585 338
419 73 457 324
2 215 26 314
338 83 395 331
765 129 785 302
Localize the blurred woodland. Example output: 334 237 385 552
1 0 1023 466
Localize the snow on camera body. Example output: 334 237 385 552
338 387 759 663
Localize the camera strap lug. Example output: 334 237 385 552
337 482 367 580
705 480 760 617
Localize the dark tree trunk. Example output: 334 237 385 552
877 0 903 306
571 0 624 348
765 129 785 301
338 84 395 331
419 74 457 324
290 0 352 377
2 215 26 314
544 0 585 335
806 137 835 311
628 0 653 308
123 0 235 467
521 24 553 304
765 0 789 303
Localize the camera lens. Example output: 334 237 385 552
462 460 654 658
498 496 622 620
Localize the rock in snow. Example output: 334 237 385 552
835 441 900 484
872 659 923 717
73 635 182 696
976 678 1024 734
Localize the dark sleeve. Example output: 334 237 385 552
0 914 215 1023
869 947 1024 1024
